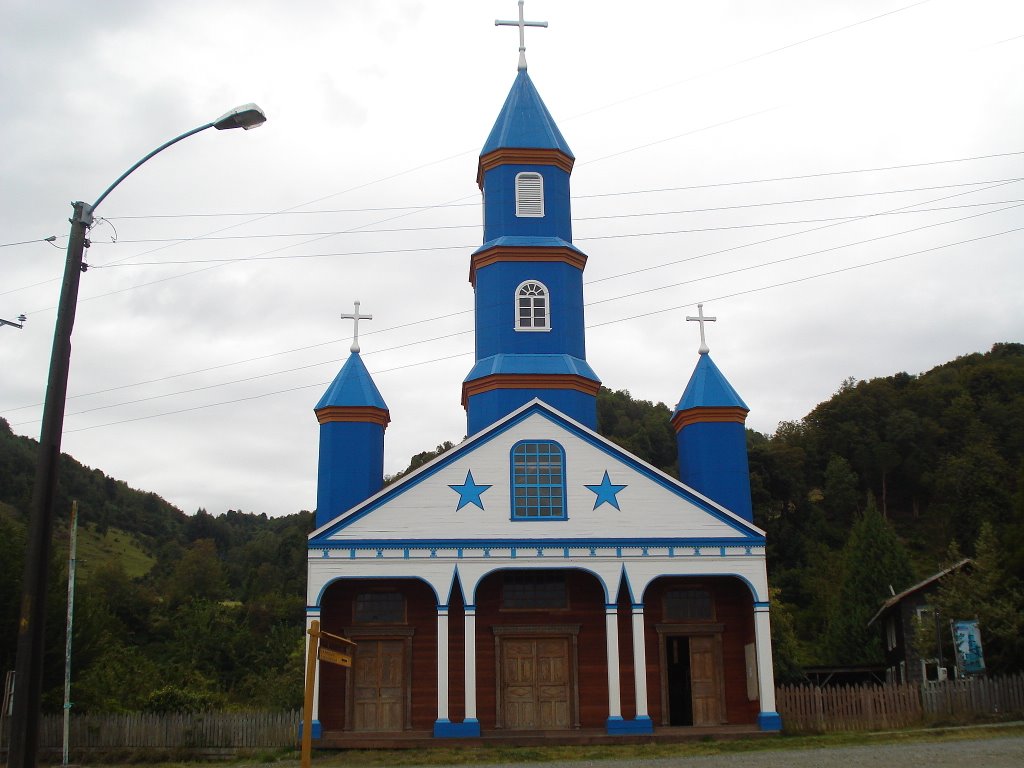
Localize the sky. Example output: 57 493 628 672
1 0 1022 519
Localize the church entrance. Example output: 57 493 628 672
351 639 406 731
663 634 725 726
499 637 572 729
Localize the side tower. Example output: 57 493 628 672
462 62 600 435
671 305 754 522
313 302 389 529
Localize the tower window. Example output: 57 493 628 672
511 440 567 520
516 281 550 331
515 172 544 217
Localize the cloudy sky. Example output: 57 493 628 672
1 0 1021 518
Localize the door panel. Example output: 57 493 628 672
689 635 723 725
352 640 405 731
501 638 571 729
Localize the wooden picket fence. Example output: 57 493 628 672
1 710 300 757
777 673 1024 732
921 673 1024 718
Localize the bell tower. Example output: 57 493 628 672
462 18 600 435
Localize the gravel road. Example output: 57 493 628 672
460 736 1024 768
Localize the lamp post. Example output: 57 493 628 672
6 103 267 768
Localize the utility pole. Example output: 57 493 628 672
62 501 78 767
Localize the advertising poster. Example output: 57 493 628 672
951 619 986 675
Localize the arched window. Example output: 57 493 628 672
511 440 567 520
515 280 550 331
515 171 544 217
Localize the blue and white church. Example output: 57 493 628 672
306 5 780 743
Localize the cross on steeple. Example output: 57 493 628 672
496 0 548 71
340 300 372 354
686 303 717 355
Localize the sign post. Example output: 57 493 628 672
301 621 355 768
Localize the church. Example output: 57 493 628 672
305 4 780 742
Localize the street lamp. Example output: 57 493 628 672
6 103 267 768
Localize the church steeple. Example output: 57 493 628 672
313 302 389 529
671 306 754 521
462 65 600 435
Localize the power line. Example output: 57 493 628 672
85 197 1024 252
48 223 1023 435
91 158 1024 222
9 204 1022 426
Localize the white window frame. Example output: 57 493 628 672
515 172 544 217
515 280 550 332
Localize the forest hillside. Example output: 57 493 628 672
1 343 1021 711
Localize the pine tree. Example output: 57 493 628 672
825 495 915 665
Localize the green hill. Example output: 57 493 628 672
1 343 1021 710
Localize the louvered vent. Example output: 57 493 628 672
515 172 544 217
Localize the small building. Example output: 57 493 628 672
867 559 970 684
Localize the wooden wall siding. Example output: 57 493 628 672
317 578 438 731
642 576 758 726
474 569 608 729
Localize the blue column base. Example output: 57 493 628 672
758 712 783 731
605 715 653 735
297 719 322 740
433 718 481 738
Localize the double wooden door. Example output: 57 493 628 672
351 639 405 731
501 637 572 729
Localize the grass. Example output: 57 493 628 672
76 524 156 580
89 722 1024 768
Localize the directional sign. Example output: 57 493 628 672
318 647 352 667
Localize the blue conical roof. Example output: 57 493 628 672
481 70 574 157
315 352 388 411
674 354 748 413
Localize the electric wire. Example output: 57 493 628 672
8 203 1022 427
49 222 1023 435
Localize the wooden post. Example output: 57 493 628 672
301 620 320 768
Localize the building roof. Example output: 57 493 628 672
481 70 574 157
674 353 749 413
315 351 389 411
867 558 971 627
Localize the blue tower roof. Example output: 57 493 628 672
481 70 574 157
316 352 389 411
674 354 748 413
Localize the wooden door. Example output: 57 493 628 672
689 635 724 725
502 638 571 729
352 640 405 731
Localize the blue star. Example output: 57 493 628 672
449 470 492 511
585 471 627 510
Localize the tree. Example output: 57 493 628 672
824 496 915 665
933 523 1024 674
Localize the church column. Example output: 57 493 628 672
434 605 450 730
604 604 623 731
631 604 653 727
464 606 479 726
754 603 782 731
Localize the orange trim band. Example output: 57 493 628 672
476 148 575 188
671 406 748 433
470 245 587 286
462 374 601 408
315 405 391 428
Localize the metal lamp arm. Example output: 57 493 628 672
89 121 215 213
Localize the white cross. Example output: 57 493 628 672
686 303 717 355
496 0 548 71
340 300 372 353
